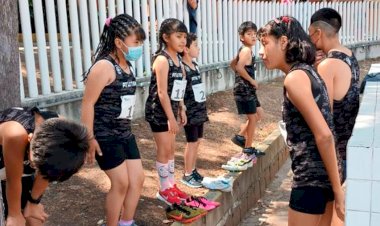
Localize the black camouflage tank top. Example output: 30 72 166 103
233 47 257 101
283 63 339 189
145 51 185 125
0 107 37 175
327 51 360 161
91 56 137 141
183 61 208 125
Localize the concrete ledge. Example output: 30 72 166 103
171 129 288 226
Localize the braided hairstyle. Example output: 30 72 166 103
155 18 188 57
84 14 146 80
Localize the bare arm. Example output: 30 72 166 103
284 70 341 192
81 60 114 162
154 56 179 133
317 59 334 109
235 47 257 88
2 122 29 224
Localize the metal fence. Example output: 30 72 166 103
18 0 380 99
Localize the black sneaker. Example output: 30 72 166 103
181 172 203 188
192 169 204 182
231 134 246 148
243 147 266 157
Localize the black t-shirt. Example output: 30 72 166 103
183 61 208 125
145 51 186 125
327 51 360 161
233 47 257 102
89 56 137 142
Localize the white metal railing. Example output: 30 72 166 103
18 0 380 99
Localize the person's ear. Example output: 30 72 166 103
280 36 288 51
163 34 170 44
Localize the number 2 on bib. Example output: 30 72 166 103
192 83 206 103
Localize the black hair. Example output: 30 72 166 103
310 8 342 33
84 14 146 80
257 16 316 65
31 118 89 182
155 18 188 55
238 21 257 36
179 33 197 57
185 33 197 48
31 107 59 120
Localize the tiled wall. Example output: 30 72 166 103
346 64 380 226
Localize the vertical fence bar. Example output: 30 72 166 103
141 0 151 77
207 0 213 63
217 0 223 61
117 0 124 15
201 0 208 64
98 0 107 32
89 0 100 51
133 0 144 77
57 0 73 91
78 0 92 73
45 0 62 93
163 0 170 19
223 0 228 61
183 0 189 29
233 0 238 53
177 0 183 21
157 0 163 28
19 0 38 97
149 0 157 55
69 0 83 88
108 0 116 17
228 0 233 59
370 1 374 41
125 0 133 15
196 1 202 64
32 0 51 95
365 1 370 41
376 2 380 41
242 0 247 22
212 0 218 63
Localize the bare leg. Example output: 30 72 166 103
288 208 321 226
245 114 257 148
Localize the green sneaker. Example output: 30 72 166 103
166 203 207 223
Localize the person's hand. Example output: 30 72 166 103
168 118 179 134
188 0 197 9
23 202 49 223
86 138 102 164
6 213 25 226
179 109 187 126
334 188 345 221
251 80 258 89
314 50 326 67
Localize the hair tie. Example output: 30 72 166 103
281 16 291 24
105 17 112 27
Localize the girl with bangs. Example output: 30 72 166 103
81 14 146 226
257 16 344 226
145 18 189 205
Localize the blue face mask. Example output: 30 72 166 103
121 43 143 62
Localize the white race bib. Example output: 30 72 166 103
117 95 136 119
170 80 187 101
192 83 206 103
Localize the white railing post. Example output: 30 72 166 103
117 0 125 15
217 0 223 62
19 0 38 98
149 0 158 55
156 0 163 28
69 0 83 89
223 0 228 61
233 0 238 54
78 0 92 73
183 0 190 29
141 0 151 77
57 0 73 91
212 0 218 63
32 0 51 95
89 0 100 51
196 0 202 64
177 0 183 22
228 0 233 60
201 0 208 64
133 0 144 77
108 0 116 18
207 0 213 64
45 0 62 93
98 0 107 33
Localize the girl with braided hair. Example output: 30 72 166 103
81 14 146 226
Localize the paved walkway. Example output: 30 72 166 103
239 159 292 226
